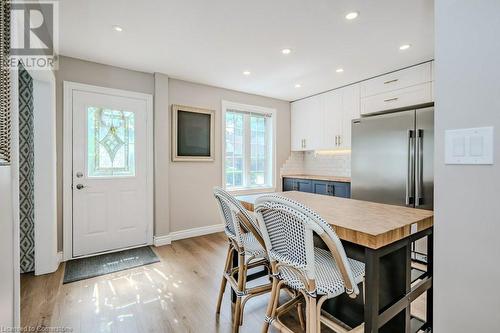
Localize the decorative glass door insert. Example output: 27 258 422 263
87 107 135 177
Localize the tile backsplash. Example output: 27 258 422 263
280 151 351 177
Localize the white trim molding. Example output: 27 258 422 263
153 224 225 247
63 81 154 261
153 235 171 247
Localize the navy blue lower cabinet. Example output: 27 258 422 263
332 182 351 198
296 179 312 193
283 177 350 198
312 180 332 196
283 178 296 191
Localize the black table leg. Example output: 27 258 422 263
364 240 411 333
364 248 380 333
426 233 434 329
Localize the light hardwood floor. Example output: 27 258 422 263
21 232 426 332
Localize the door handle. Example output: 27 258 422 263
415 129 424 206
75 184 86 190
406 130 415 206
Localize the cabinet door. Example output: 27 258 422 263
303 95 325 150
323 90 343 149
291 99 308 151
360 62 432 98
339 84 361 149
283 178 296 191
296 179 312 193
291 95 324 151
360 82 432 116
312 180 334 196
332 182 351 198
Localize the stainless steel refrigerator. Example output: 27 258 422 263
351 107 434 261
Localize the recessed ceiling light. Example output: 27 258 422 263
281 48 292 55
295 84 302 88
336 68 344 73
112 25 123 32
399 44 411 50
243 70 251 76
345 12 359 20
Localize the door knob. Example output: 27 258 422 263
76 184 86 190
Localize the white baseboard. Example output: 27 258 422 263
153 234 172 247
153 224 224 247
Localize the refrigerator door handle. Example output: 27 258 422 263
406 129 415 206
415 129 424 206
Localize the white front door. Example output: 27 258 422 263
72 89 152 257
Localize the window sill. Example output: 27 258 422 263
226 187 276 196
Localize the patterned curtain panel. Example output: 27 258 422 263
0 0 11 164
19 63 35 273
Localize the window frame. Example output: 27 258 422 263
221 100 276 194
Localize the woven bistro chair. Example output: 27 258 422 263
255 194 366 333
213 187 273 333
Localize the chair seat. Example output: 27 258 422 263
278 247 365 298
240 232 267 258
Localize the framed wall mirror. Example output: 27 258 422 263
172 104 215 162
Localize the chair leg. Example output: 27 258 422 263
261 276 279 333
306 295 317 333
232 252 246 333
216 244 233 315
297 302 305 330
238 261 249 326
316 296 328 333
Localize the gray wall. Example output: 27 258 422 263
153 73 170 237
434 1 500 331
55 56 155 250
168 79 291 232
54 57 291 248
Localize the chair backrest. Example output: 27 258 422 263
212 187 262 247
254 194 359 296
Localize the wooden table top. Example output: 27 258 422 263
236 191 434 249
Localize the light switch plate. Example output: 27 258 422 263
445 127 494 164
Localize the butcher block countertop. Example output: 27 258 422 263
281 174 351 183
236 191 433 249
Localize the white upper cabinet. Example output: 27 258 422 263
323 84 360 150
291 94 324 151
290 62 433 151
360 62 434 115
339 84 361 149
360 62 432 98
323 89 342 149
291 84 360 151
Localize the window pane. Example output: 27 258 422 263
225 112 244 188
249 115 267 186
88 107 135 177
225 110 272 189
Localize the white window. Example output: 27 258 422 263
222 101 275 192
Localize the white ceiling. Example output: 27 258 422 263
59 0 434 101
